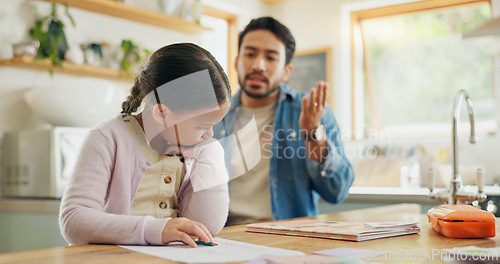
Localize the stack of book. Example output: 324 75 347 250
246 220 420 242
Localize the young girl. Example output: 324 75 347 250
59 43 231 248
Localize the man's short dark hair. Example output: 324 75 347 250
238 17 296 65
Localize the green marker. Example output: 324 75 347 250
195 240 217 246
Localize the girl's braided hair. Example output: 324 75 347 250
121 43 231 115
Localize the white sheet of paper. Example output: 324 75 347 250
119 238 305 263
442 246 500 262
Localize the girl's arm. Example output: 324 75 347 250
59 129 168 245
178 139 229 234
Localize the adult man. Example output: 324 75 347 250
214 17 354 225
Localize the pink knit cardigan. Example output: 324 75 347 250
59 115 229 245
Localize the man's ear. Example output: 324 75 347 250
281 63 294 83
153 104 173 124
234 54 240 71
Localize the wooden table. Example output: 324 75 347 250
0 204 498 263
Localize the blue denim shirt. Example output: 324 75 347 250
213 83 354 220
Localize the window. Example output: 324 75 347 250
351 0 494 139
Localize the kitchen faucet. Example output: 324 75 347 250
428 90 486 204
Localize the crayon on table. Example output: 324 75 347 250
195 240 217 246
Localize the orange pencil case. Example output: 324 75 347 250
427 204 496 238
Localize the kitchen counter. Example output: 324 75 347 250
0 203 498 263
348 186 432 203
348 185 500 203
2 185 499 213
0 197 60 214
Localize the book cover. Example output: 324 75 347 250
246 219 420 242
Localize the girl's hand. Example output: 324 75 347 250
162 217 213 247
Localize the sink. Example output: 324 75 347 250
24 77 128 127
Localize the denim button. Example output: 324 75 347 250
321 170 327 176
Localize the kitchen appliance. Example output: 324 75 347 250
1 127 89 198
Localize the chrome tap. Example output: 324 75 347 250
428 90 486 204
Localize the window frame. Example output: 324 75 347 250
203 7 239 94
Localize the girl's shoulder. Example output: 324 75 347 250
89 114 136 145
93 114 127 129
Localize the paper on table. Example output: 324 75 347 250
245 254 283 264
442 246 500 262
119 238 306 264
265 255 342 264
248 254 368 264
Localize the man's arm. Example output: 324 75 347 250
299 82 328 163
305 109 354 203
298 81 354 203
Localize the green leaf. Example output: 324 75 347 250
122 60 132 71
50 3 57 18
121 40 134 54
56 18 65 29
30 20 47 41
35 51 45 59
28 2 76 73
64 3 76 27
53 56 62 68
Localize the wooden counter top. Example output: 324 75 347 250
0 204 498 263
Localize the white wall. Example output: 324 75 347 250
204 0 271 30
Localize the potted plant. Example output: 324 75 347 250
120 39 151 74
29 3 75 69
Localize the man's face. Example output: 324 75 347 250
236 29 291 98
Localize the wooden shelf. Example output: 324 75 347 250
0 56 132 82
45 0 211 34
259 0 296 3
1 0 213 81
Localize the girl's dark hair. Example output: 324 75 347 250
121 43 231 115
238 17 296 65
